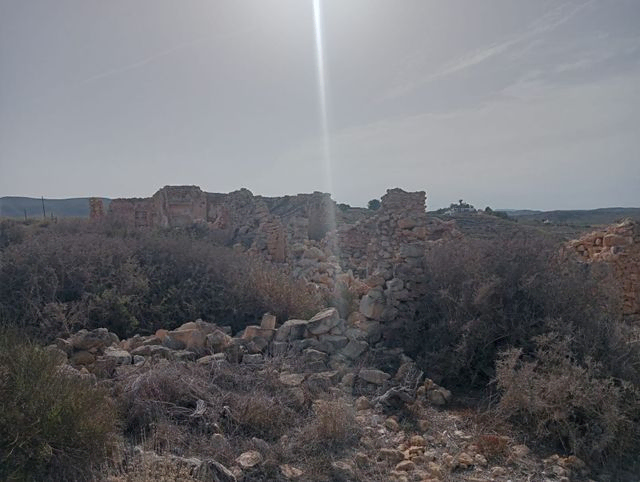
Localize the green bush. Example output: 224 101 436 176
0 330 118 481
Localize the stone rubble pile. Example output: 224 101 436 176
49 311 596 482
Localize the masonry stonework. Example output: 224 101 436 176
567 219 640 319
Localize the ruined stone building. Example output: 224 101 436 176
567 219 640 319
106 185 639 339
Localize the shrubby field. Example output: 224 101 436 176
1 218 639 480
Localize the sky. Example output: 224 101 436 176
0 0 639 210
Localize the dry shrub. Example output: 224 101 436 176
117 357 307 468
475 434 510 461
0 221 322 340
297 398 361 452
496 333 640 466
230 393 299 440
0 330 119 481
119 362 220 440
407 233 621 388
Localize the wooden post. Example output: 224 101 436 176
41 196 46 218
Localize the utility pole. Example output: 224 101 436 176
24 209 27 221
41 196 46 218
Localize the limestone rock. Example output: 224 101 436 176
274 319 308 342
71 350 95 365
242 354 264 364
279 372 306 387
260 313 276 330
194 459 237 482
206 330 232 352
378 448 405 464
355 396 371 411
70 328 117 352
164 329 206 352
280 464 303 479
358 368 391 385
316 334 349 353
331 460 355 481
359 289 385 319
235 450 262 469
103 346 132 365
340 340 369 360
395 460 416 472
306 308 340 335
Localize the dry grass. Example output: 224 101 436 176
495 334 640 467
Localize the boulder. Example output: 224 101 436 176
279 372 306 387
242 354 264 364
280 464 303 479
71 350 95 365
164 329 206 352
340 340 369 360
358 368 391 385
103 346 132 365
274 319 308 342
359 290 385 319
331 461 356 481
316 334 349 354
242 325 275 342
70 328 117 352
260 313 276 330
378 448 405 464
235 451 262 469
427 387 452 406
306 308 340 335
206 330 232 353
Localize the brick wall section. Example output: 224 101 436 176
567 220 640 318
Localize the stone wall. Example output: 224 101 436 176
89 198 104 220
106 185 460 342
567 220 640 319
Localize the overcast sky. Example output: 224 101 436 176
1 0 638 209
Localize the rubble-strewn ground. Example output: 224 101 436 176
43 321 601 482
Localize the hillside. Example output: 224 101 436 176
0 196 111 219
507 207 640 226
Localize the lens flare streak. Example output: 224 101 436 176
312 0 337 243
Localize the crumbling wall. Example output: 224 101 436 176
567 220 640 319
89 198 104 220
152 186 207 227
108 198 155 228
105 186 462 339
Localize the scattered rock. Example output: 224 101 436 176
355 396 371 411
358 368 391 385
378 448 405 464
331 460 356 481
280 464 303 479
235 450 262 469
194 459 237 482
306 308 340 335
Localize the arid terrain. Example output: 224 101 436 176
1 186 639 482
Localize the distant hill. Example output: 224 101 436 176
0 197 111 219
508 207 640 226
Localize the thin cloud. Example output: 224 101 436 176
79 27 256 85
384 1 595 99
